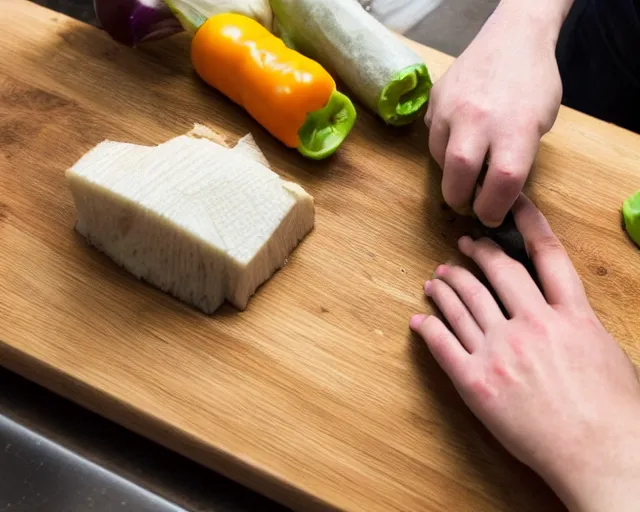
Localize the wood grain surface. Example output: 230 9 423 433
1 1 639 511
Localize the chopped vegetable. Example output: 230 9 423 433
622 190 640 247
188 13 356 159
93 0 183 47
163 0 273 32
269 0 432 126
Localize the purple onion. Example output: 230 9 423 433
94 0 184 47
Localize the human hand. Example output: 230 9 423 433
410 194 640 512
425 0 565 227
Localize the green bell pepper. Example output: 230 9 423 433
622 190 640 247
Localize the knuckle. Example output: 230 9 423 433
451 268 485 304
487 259 511 277
453 98 488 121
473 238 503 262
446 146 475 170
526 109 556 134
453 266 484 291
431 282 467 327
571 309 602 332
506 331 533 368
431 332 450 348
490 360 510 379
481 255 522 282
507 333 525 355
492 164 521 186
521 312 548 336
511 258 529 274
527 234 562 260
428 116 447 143
422 315 443 337
447 307 467 329
464 285 486 310
463 374 495 401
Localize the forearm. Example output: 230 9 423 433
491 0 575 44
544 421 640 512
561 466 640 512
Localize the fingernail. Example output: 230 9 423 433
424 280 433 295
452 204 473 217
458 236 474 255
410 314 427 331
482 217 504 228
430 265 445 280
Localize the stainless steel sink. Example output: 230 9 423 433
1 415 185 512
0 369 289 512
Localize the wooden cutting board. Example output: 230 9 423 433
1 1 639 510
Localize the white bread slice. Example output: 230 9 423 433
66 126 314 313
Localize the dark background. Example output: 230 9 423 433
30 0 500 57
32 0 97 24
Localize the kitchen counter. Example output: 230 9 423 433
1 368 288 511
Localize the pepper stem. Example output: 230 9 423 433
378 63 432 126
162 0 211 34
297 91 357 160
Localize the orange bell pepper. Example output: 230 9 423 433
190 13 356 159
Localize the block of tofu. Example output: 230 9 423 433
65 127 315 314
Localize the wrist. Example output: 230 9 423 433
543 417 640 512
493 0 575 45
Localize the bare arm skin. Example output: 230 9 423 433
411 194 640 512
426 0 575 226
